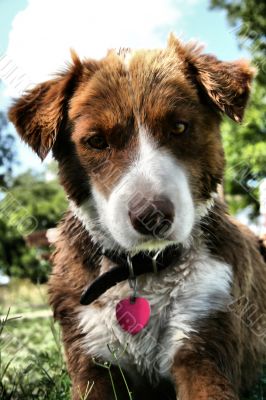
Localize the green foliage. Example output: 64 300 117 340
0 112 16 187
222 83 266 216
10 170 67 229
210 0 266 216
0 169 67 282
210 0 266 83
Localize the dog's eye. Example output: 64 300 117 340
86 134 109 150
171 121 188 135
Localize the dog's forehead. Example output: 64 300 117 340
69 47 198 122
110 46 196 98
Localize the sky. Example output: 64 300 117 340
0 0 249 174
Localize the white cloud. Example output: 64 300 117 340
6 0 185 89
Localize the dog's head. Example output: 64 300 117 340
9 35 254 252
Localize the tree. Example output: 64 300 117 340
210 0 266 83
0 112 16 187
223 83 266 216
210 0 266 217
0 169 67 282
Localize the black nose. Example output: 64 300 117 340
128 196 174 237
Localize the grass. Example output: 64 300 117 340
0 311 71 400
0 279 266 400
0 279 70 399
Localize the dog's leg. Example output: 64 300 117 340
170 315 240 400
172 355 238 400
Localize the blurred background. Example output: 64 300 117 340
0 1 265 399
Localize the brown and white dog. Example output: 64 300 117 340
9 35 266 400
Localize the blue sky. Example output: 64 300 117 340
0 0 249 174
0 0 28 55
0 0 27 108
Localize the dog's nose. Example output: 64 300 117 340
128 196 174 237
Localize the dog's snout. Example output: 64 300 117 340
128 196 174 237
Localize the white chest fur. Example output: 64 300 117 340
77 250 232 381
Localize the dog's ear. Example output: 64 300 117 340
169 34 255 122
8 51 84 160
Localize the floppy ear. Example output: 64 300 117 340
169 34 255 122
8 52 83 160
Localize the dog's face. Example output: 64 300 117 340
9 35 254 252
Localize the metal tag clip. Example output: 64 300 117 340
127 255 137 303
152 250 161 274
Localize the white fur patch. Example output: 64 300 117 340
77 250 232 382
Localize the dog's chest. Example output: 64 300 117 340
77 251 232 380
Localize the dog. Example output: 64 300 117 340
9 35 266 400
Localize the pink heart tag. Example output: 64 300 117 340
116 297 151 335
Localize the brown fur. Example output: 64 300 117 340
8 36 266 400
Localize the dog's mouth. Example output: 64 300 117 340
130 237 178 254
103 213 180 254
100 224 177 254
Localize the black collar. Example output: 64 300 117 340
80 244 187 305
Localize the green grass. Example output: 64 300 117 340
0 312 71 400
0 279 266 400
0 279 71 399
